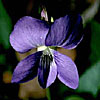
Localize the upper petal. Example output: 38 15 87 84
11 51 42 83
45 14 83 49
53 50 79 89
10 16 49 53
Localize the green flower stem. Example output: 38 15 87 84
46 88 51 100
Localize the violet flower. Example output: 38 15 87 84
10 14 83 89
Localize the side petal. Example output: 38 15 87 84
38 51 57 88
12 51 42 83
10 16 49 53
53 51 79 89
45 14 83 49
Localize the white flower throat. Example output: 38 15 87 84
38 46 53 75
37 45 54 57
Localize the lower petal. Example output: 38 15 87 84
38 54 51 88
46 58 57 88
12 51 42 83
53 50 79 89
38 49 57 88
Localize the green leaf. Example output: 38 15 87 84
77 20 100 97
0 0 12 49
59 83 69 94
77 61 100 96
65 95 85 100
0 54 6 64
89 20 100 64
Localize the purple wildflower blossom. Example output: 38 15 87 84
10 14 83 89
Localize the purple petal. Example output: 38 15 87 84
12 51 42 83
38 54 51 88
38 52 57 88
46 58 57 88
53 50 79 89
10 16 49 53
45 14 83 49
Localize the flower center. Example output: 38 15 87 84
38 46 53 68
37 46 56 51
37 46 56 59
37 46 47 51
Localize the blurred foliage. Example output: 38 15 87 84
89 20 100 64
77 20 100 97
64 95 85 100
0 0 12 49
0 54 6 64
77 61 100 96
